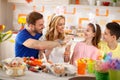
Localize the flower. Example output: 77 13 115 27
18 16 26 31
0 25 5 32
0 25 12 43
26 0 33 3
18 17 26 24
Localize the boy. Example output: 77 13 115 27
100 22 120 59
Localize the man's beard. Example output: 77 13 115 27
33 27 42 34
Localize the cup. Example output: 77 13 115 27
109 70 120 80
87 61 95 74
77 60 86 75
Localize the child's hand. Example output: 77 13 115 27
65 45 71 51
64 45 71 63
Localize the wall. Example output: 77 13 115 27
0 0 13 31
1 0 120 31
0 0 120 60
0 0 1 23
12 4 120 33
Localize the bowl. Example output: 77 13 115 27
69 76 96 80
102 2 110 6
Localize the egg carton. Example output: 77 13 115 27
4 65 25 77
44 63 77 77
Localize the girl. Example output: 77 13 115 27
70 23 101 65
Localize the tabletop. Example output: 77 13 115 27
0 69 95 80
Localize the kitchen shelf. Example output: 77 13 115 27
69 0 120 7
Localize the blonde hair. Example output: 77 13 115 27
46 14 65 41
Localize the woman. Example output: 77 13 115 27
70 23 102 65
42 14 72 63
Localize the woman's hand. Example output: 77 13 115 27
38 50 45 59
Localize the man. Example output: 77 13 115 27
100 22 120 59
15 11 60 58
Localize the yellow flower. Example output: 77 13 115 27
0 25 12 43
5 30 13 34
0 25 5 32
18 17 26 24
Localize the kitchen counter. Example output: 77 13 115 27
0 69 95 80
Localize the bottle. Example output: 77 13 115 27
76 0 80 4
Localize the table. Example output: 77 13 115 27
0 69 95 80
0 70 71 80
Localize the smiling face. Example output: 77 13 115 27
27 12 44 35
45 15 65 40
103 22 120 43
84 25 95 40
32 18 44 34
103 28 114 43
56 18 65 34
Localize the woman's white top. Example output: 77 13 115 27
39 35 77 63
49 46 65 63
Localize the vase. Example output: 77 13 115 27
88 0 95 6
113 2 117 6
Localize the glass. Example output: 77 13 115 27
77 60 86 75
87 61 95 74
109 70 120 80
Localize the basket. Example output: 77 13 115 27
109 70 120 80
5 65 25 77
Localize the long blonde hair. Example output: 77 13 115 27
46 14 65 41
